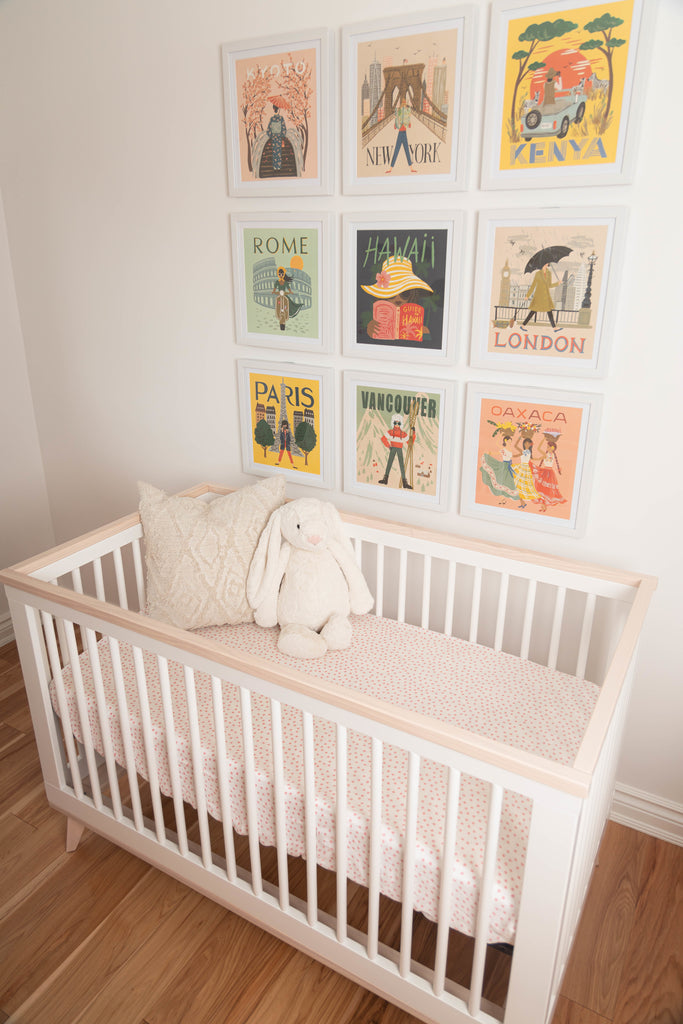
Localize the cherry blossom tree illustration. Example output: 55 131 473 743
277 53 314 172
240 64 274 174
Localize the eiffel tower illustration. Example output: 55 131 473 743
268 378 304 456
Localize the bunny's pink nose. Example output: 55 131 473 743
307 534 322 545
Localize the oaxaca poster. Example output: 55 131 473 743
345 374 449 508
477 215 614 370
492 0 640 176
352 19 463 182
353 225 451 353
239 363 329 485
239 222 320 343
462 385 600 533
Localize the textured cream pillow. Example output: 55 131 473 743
138 477 285 630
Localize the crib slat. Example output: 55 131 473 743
494 573 510 652
302 711 317 926
270 698 289 909
239 685 263 897
83 626 123 820
63 620 103 810
336 723 348 943
375 545 384 618
108 638 144 833
367 736 382 961
399 750 420 979
157 655 188 856
71 567 84 594
520 579 537 659
112 548 128 611
184 666 212 870
93 557 106 602
433 766 461 996
469 567 482 643
41 612 84 800
131 538 146 612
444 561 456 638
211 675 237 883
576 592 597 679
548 587 567 670
420 556 432 630
469 783 504 1017
397 548 408 624
131 646 166 843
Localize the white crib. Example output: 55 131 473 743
1 483 655 1024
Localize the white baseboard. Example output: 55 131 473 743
0 611 14 647
611 783 683 847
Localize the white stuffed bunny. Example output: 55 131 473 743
246 498 374 659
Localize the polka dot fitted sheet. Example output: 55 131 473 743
51 614 599 944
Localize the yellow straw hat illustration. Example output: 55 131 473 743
361 255 433 299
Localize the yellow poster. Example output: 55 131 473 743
246 370 321 477
498 0 635 172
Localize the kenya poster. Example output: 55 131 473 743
495 0 638 174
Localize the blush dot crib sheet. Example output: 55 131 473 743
50 614 599 945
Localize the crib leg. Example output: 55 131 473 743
65 817 85 852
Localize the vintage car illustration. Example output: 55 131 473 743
519 47 594 141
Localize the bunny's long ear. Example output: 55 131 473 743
247 507 285 612
323 504 374 616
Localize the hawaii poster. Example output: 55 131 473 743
461 383 601 534
352 222 452 355
483 0 646 185
471 209 623 375
238 361 334 488
344 372 452 509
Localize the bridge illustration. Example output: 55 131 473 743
361 62 447 147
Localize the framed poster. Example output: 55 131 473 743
341 8 475 194
470 207 626 376
237 360 335 489
343 370 454 510
343 212 463 364
231 213 334 353
481 0 652 189
222 29 333 197
460 382 602 535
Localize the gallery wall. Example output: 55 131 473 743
0 0 681 838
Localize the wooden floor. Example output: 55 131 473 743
1 638 681 1024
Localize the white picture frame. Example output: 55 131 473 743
460 381 602 536
343 369 455 511
231 212 334 354
237 359 335 490
341 7 476 194
222 28 334 197
470 206 627 377
343 211 464 364
480 0 652 190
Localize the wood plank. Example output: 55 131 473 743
0 810 69 919
68 890 227 1024
143 905 296 1024
0 733 44 816
611 839 683 1024
561 821 654 1018
0 831 149 1013
10 870 189 1024
551 995 611 1023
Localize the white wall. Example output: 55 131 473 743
0 0 681 826
0 189 55 628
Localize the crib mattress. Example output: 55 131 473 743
51 614 599 945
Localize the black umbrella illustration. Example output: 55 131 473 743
524 245 572 274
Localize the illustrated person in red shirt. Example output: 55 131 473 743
379 414 414 489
